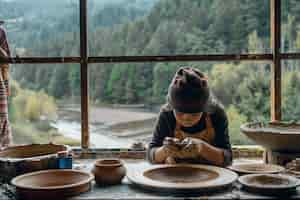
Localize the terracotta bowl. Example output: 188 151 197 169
241 122 300 152
0 144 70 182
92 159 126 186
0 143 68 159
11 169 93 200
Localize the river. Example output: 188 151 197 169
51 105 157 148
51 120 131 148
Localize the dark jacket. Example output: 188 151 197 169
147 102 232 167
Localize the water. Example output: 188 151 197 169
51 105 157 148
51 120 131 148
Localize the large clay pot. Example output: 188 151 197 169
92 159 126 186
241 122 300 153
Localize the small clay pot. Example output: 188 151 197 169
92 159 126 186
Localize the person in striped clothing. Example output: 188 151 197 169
0 21 11 148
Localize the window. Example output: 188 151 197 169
88 62 270 148
88 0 270 56
281 60 300 121
281 0 300 53
0 0 297 149
0 0 79 57
9 64 81 146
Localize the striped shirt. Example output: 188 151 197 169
0 27 11 148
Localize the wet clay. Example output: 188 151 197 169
144 166 219 183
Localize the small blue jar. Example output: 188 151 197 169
57 151 73 169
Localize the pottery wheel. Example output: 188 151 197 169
127 164 238 192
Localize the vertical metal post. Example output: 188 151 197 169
270 0 281 121
80 0 89 148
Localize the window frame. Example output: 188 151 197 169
0 0 299 149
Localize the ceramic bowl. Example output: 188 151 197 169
241 122 300 152
11 169 93 200
92 159 126 186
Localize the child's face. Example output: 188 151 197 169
173 110 203 127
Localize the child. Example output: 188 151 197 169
147 67 232 167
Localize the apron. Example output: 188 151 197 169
173 114 215 164
174 114 215 145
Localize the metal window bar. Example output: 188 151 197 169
270 0 281 121
0 0 295 148
80 0 89 149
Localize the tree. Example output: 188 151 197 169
248 30 264 54
226 105 251 145
48 65 71 98
106 65 127 103
282 72 300 121
210 63 248 107
235 69 270 122
12 89 57 122
125 65 137 104
68 65 80 97
152 63 178 104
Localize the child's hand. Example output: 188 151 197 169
161 143 181 158
178 137 205 159
161 137 181 157
165 156 177 164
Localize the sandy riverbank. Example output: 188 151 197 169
55 105 158 148
60 105 157 125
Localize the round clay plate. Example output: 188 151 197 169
12 169 93 199
239 174 300 194
285 170 300 179
228 163 285 174
127 164 238 192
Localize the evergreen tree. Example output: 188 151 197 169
48 65 71 98
152 63 178 104
282 72 300 121
68 65 81 97
235 69 270 121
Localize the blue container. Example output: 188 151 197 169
58 156 73 169
57 151 73 169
